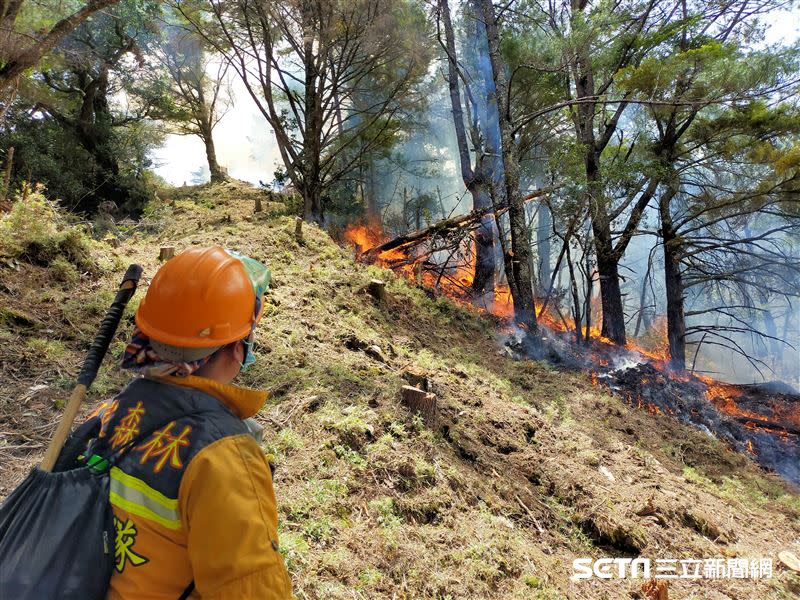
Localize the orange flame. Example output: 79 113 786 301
345 222 795 440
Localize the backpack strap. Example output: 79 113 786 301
178 581 195 600
53 416 102 472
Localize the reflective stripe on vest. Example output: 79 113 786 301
109 467 181 530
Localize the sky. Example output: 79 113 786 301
150 7 800 187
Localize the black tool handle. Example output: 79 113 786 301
77 264 143 386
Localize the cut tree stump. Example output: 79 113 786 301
366 279 386 303
254 195 263 213
401 385 437 426
159 246 175 261
401 367 431 391
294 216 303 242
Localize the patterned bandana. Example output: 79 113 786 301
121 325 215 377
122 250 270 377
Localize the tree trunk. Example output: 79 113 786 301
659 187 685 370
567 0 638 346
197 89 225 183
536 203 552 296
302 182 323 224
440 0 494 295
366 158 381 229
302 5 324 224
471 182 495 294
593 220 627 344
201 126 224 183
479 0 537 332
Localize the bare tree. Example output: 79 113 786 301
435 0 495 295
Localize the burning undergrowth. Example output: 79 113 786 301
345 224 800 488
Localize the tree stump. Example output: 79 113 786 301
366 279 386 303
294 216 304 242
159 246 175 261
401 385 437 426
254 195 263 213
778 551 800 573
402 367 431 391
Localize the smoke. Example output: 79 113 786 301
147 11 799 389
151 62 282 186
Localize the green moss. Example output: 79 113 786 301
414 458 436 483
330 443 367 469
50 256 80 284
286 479 349 522
319 404 376 449
62 288 115 333
276 531 309 572
0 305 40 329
357 566 383 587
265 428 304 459
369 496 402 528
523 574 542 588
25 337 70 362
302 515 335 542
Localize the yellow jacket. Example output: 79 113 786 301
86 375 293 600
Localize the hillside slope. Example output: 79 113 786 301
1 183 799 599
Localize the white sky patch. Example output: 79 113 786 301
761 7 800 46
151 73 282 186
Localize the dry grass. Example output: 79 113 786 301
1 181 799 599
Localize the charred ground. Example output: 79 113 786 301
0 182 799 599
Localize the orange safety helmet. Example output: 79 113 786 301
136 246 260 352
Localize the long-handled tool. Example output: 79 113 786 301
39 263 143 471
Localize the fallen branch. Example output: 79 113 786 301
361 186 559 261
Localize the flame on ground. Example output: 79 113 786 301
344 222 794 454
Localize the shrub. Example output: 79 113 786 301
50 256 80 284
0 192 94 272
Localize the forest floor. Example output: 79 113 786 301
1 181 799 599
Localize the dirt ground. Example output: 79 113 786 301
1 182 799 599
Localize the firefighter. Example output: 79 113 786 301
83 246 293 600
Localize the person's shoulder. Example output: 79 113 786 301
178 433 276 506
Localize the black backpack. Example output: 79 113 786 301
0 264 194 599
0 416 196 600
